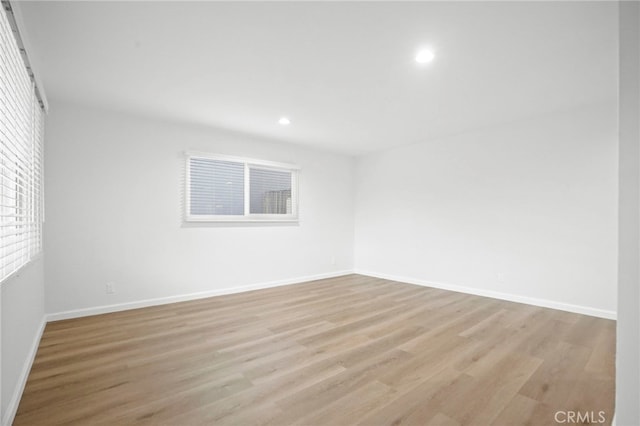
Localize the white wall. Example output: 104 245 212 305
1 258 45 425
44 101 355 316
354 102 618 317
616 1 640 424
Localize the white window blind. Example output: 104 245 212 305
190 158 245 216
0 4 45 282
186 153 299 222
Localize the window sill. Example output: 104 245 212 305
182 221 299 228
184 216 299 224
0 251 43 287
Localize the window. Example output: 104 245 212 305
186 153 299 222
0 4 45 283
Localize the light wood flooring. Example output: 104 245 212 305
15 274 615 425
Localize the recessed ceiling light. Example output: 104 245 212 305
415 49 435 64
278 117 291 125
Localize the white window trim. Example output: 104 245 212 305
185 151 300 223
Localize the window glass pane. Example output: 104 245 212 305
249 168 292 214
190 158 244 215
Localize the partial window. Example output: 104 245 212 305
0 5 45 283
186 153 298 222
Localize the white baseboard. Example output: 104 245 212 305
2 317 46 426
47 270 354 322
47 268 616 322
354 270 617 320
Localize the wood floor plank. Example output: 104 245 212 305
445 352 543 425
491 394 540 426
14 274 615 425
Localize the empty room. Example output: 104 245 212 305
1 1 639 425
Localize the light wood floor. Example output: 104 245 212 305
15 275 615 426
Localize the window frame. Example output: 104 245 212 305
185 151 300 223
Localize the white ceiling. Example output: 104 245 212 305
19 1 618 155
